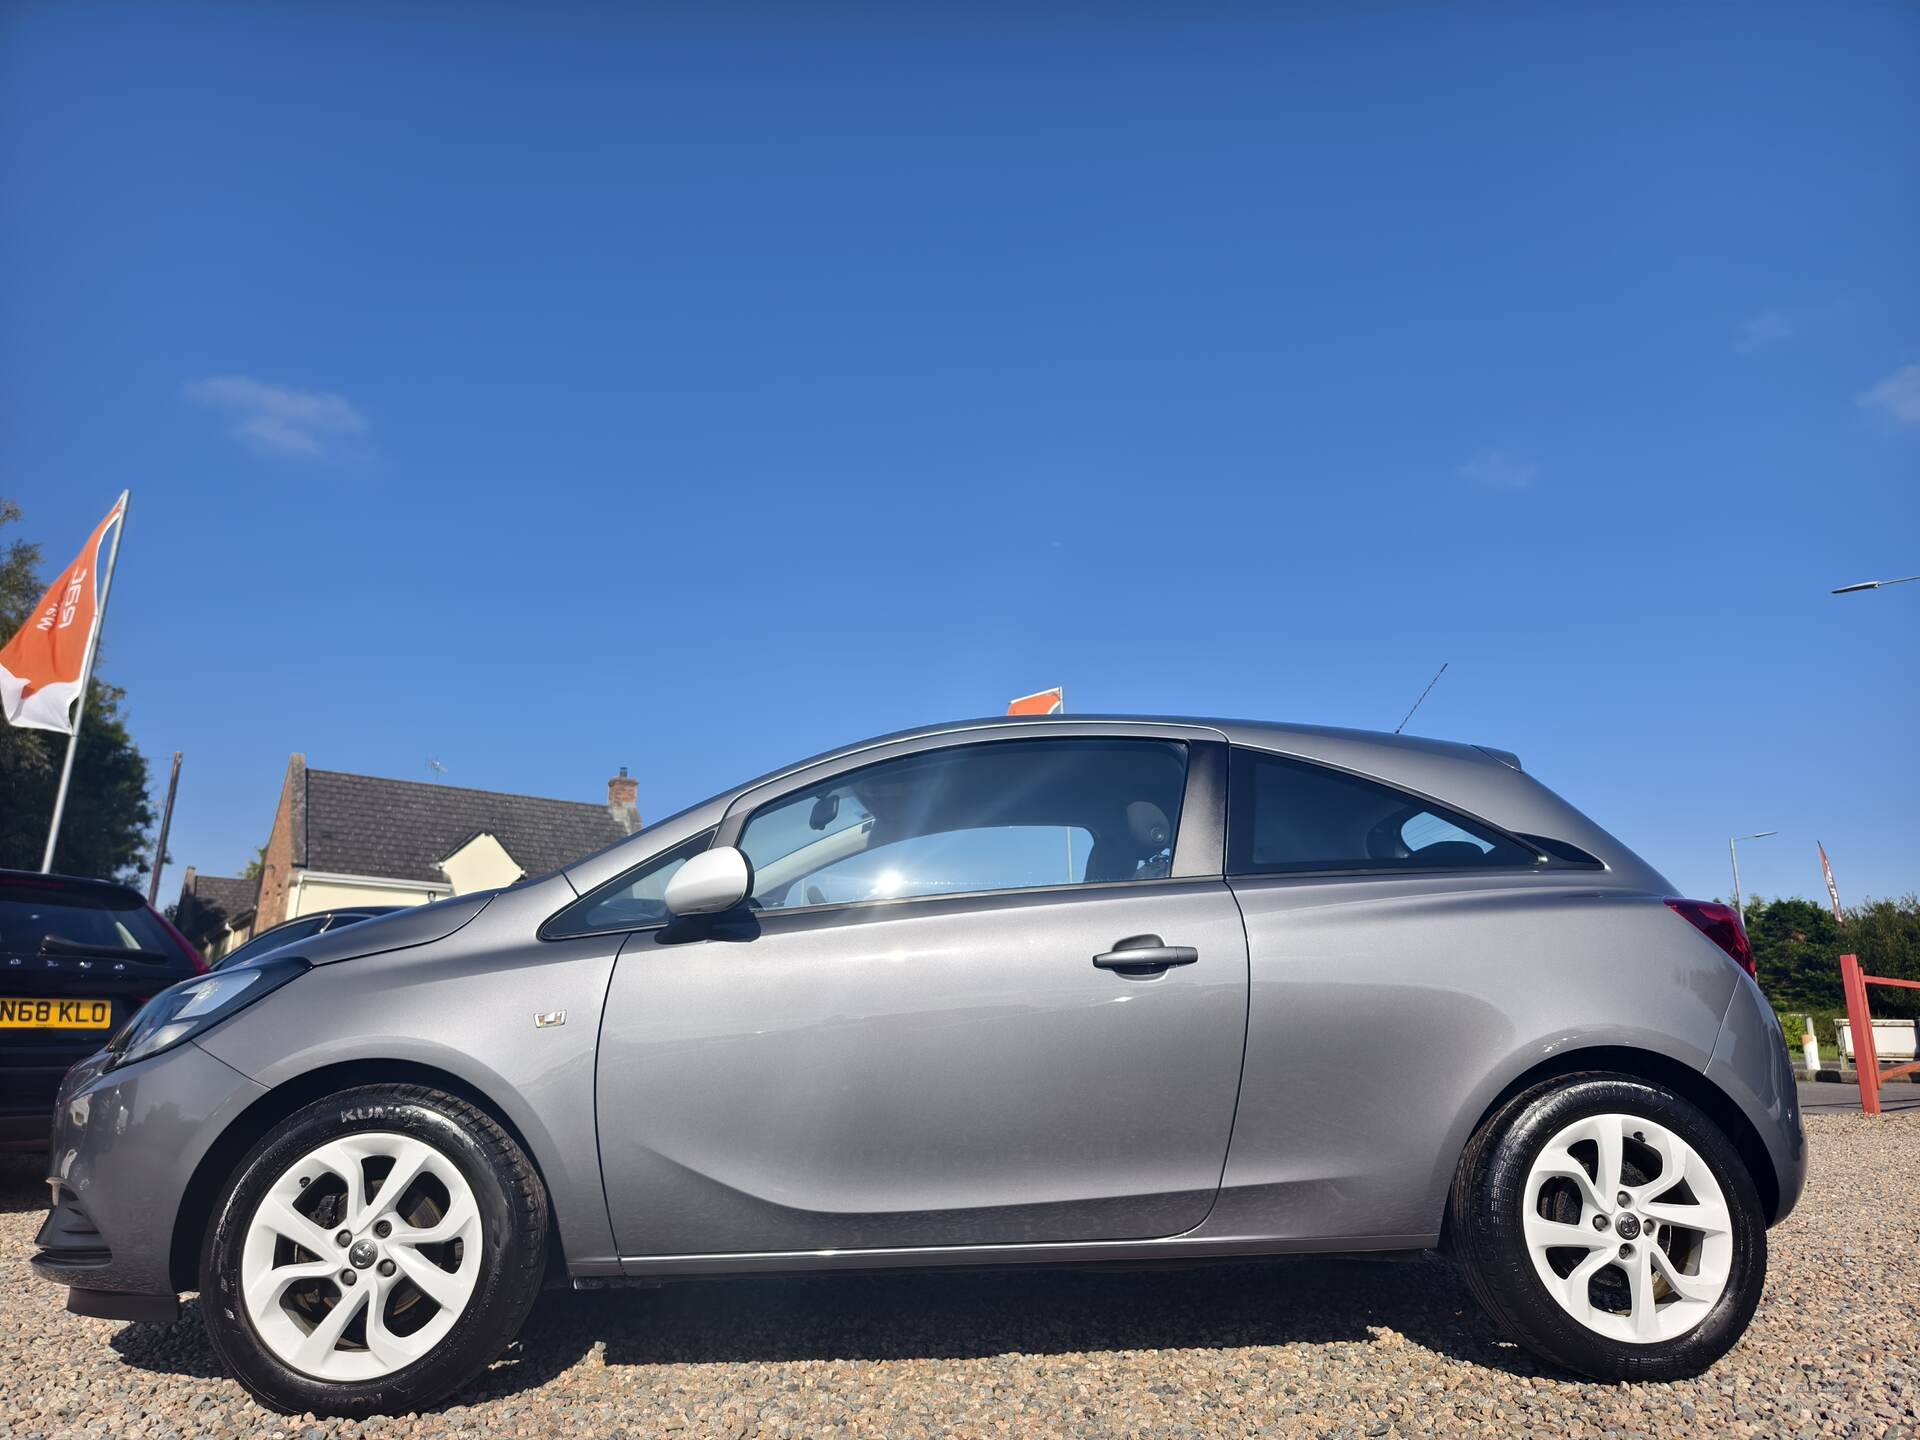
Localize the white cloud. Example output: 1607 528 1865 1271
1738 309 1796 352
183 375 368 456
1857 363 1920 426
1458 449 1538 491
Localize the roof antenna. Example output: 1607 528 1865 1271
427 758 447 778
1395 662 1448 735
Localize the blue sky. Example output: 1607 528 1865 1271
2 3 1915 909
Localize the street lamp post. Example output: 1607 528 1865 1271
1831 573 1919 594
1729 831 1778 928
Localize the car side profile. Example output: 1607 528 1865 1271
33 716 1804 1416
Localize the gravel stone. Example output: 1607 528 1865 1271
5 1112 1914 1437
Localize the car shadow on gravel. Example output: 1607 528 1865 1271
107 1255 1555 1407
590 1256 1551 1376
109 1293 605 1398
1 1154 48 1215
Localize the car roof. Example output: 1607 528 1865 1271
756 713 1513 782
0 868 149 904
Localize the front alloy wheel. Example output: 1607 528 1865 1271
240 1132 485 1380
203 1085 547 1416
1450 1073 1766 1381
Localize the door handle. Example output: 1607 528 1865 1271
1092 934 1199 973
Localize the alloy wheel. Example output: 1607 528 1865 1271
239 1131 484 1381
1521 1111 1734 1343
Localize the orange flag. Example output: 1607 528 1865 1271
1007 687 1064 716
0 495 126 734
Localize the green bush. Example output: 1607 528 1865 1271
1771 1008 1847 1067
1746 893 1920 1028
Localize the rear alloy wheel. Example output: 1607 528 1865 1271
202 1085 546 1416
1450 1073 1766 1380
1522 1111 1733 1343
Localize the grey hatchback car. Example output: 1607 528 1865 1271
33 716 1804 1415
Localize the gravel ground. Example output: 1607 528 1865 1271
5 1112 1915 1439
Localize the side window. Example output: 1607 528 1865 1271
545 830 714 937
1227 748 1541 876
738 738 1189 911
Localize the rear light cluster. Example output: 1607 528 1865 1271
1665 899 1755 977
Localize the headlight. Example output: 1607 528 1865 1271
107 955 307 1069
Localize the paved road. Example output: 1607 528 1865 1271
1797 1076 1920 1113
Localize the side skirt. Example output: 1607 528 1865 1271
595 1231 1438 1282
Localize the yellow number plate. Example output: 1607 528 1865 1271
0 998 112 1030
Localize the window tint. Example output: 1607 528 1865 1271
738 738 1189 911
546 830 714 936
1228 748 1541 876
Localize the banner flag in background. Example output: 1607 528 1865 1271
0 494 126 735
1818 842 1845 926
1007 687 1065 716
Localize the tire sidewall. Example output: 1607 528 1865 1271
1470 1075 1767 1379
200 1087 539 1416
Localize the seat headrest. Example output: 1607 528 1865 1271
1125 801 1171 851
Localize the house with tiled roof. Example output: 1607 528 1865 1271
250 754 641 932
174 868 261 960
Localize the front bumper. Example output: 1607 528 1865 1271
29 1040 266 1319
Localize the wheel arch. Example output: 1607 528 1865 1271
1445 1045 1784 1234
169 1058 564 1292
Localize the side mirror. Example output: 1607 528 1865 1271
664 846 753 917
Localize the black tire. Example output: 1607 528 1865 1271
200 1084 547 1417
1449 1072 1766 1381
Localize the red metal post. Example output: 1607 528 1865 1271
1839 953 1881 1115
1862 973 1920 1086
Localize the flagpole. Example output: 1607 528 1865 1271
41 491 129 873
147 750 183 903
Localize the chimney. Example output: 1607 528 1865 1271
607 766 641 834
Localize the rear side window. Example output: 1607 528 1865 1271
1227 748 1541 876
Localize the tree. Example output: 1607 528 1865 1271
0 498 154 882
1840 896 1920 1022
1745 895 1845 1011
1746 892 1920 1024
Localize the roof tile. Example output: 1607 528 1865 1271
302 770 625 884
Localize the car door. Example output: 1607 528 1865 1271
593 725 1248 1259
